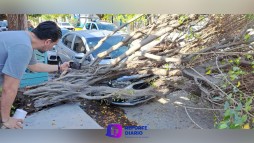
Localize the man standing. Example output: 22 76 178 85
0 21 69 129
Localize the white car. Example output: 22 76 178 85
58 22 75 31
83 21 117 31
83 21 128 37
0 20 8 31
56 30 128 65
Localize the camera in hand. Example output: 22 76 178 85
69 61 81 70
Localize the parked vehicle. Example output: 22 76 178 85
55 30 154 106
56 30 128 65
0 20 8 31
58 22 75 31
83 21 117 31
83 21 128 36
47 28 70 63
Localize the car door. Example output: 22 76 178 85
57 33 77 62
73 35 86 54
84 23 91 30
73 35 93 63
91 23 98 30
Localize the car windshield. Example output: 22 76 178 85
97 23 117 31
0 21 7 27
87 36 128 59
61 23 71 26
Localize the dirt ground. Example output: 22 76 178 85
80 100 138 128
14 90 218 129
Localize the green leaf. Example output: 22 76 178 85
244 98 253 112
224 101 230 110
228 70 234 75
221 60 226 65
233 66 240 71
230 124 241 129
246 54 253 60
246 106 251 112
246 97 253 106
238 70 245 75
230 74 238 81
237 81 241 87
206 69 212 75
230 110 236 116
244 34 251 42
236 103 243 111
233 87 239 93
222 84 227 88
218 123 228 129
234 57 241 65
224 109 231 117
241 115 248 123
227 93 233 99
213 97 223 101
234 114 241 123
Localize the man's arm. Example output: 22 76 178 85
28 62 70 73
28 63 58 72
1 74 23 129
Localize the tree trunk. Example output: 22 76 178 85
0 14 7 21
7 14 27 30
96 14 104 20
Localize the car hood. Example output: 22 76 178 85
61 25 74 28
98 59 114 65
98 58 127 65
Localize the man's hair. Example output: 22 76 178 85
32 21 62 42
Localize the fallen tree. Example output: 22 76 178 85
23 14 254 127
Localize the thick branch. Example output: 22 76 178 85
79 14 144 64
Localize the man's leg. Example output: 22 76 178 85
0 86 2 117
0 87 2 128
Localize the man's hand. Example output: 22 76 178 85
60 62 70 72
2 117 23 129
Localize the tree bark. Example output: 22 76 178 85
7 14 27 30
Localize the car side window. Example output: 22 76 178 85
85 23 91 30
91 23 97 30
73 36 86 53
62 34 74 49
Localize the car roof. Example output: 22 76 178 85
0 20 7 24
87 21 115 25
98 21 115 25
66 30 122 39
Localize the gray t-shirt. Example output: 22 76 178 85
0 31 37 85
